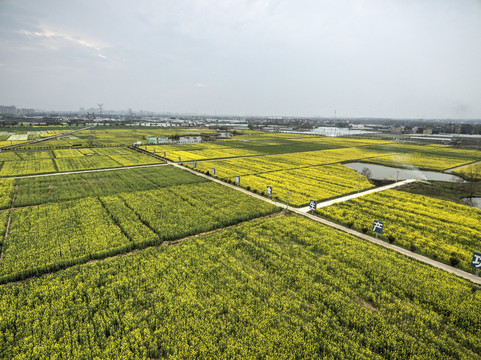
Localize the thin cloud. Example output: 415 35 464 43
19 27 108 60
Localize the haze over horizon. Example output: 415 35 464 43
1 0 480 119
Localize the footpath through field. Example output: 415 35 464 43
445 160 481 173
4 148 479 284
297 179 416 212
171 162 481 285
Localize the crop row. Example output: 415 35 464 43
13 166 205 208
0 210 8 246
186 147 387 178
0 179 14 209
0 215 479 358
146 143 260 161
367 153 477 171
182 147 383 206
0 148 163 177
228 164 373 206
317 189 481 271
367 143 481 160
146 138 387 162
222 131 390 147
0 182 279 282
454 162 481 180
0 140 25 148
16 128 215 149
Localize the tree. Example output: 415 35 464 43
87 136 95 147
361 167 372 179
462 165 481 199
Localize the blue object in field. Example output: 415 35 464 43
471 252 481 268
372 220 384 234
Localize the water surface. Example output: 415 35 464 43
462 197 481 210
345 162 464 182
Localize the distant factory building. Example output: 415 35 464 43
0 105 17 115
218 131 233 138
170 136 202 144
146 137 169 145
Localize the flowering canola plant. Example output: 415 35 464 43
0 215 480 358
317 189 481 271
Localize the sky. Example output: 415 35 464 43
0 0 480 119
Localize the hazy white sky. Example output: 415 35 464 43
1 0 480 118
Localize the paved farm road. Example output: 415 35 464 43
297 179 416 212
172 162 481 285
5 153 480 285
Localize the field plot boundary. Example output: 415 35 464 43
0 185 17 265
171 162 481 285
12 162 168 179
0 147 165 178
0 126 93 150
0 211 285 285
1 212 480 359
183 154 390 178
446 160 481 173
297 178 416 211
299 210 481 284
1 145 479 285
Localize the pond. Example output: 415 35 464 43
344 162 465 182
462 197 481 210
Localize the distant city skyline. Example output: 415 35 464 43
2 102 481 122
1 0 480 119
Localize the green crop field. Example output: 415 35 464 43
0 147 163 177
0 215 480 358
317 189 481 272
0 181 279 283
183 147 388 205
230 163 373 206
147 137 389 162
13 166 204 208
15 127 216 149
0 210 8 244
363 143 481 171
1 130 481 358
0 179 14 208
